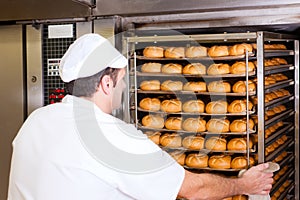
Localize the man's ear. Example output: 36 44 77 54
99 75 111 95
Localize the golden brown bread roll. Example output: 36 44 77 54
182 117 206 132
205 136 227 151
169 150 186 165
185 153 208 168
161 63 183 74
208 154 231 169
182 135 205 150
159 133 182 148
142 114 164 129
183 81 207 92
232 195 248 200
144 131 161 145
265 110 276 117
229 43 253 56
230 61 255 74
231 156 255 169
232 80 256 93
228 99 253 113
165 117 182 130
141 62 162 73
227 137 253 151
140 80 161 91
143 46 164 58
182 100 205 113
207 80 231 93
207 63 230 75
205 100 228 114
161 80 183 91
182 63 206 75
272 106 282 114
160 99 182 113
272 58 288 65
164 47 185 58
185 46 207 58
208 45 229 57
206 118 230 133
278 105 286 112
229 118 255 132
139 98 161 111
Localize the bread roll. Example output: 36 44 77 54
164 47 185 58
272 58 288 65
139 98 161 111
228 99 253 113
205 100 228 114
229 118 255 132
208 154 231 169
232 80 256 93
182 63 206 75
183 81 207 92
165 117 182 130
140 80 160 91
231 156 255 169
161 63 183 74
230 61 255 74
182 100 205 113
232 195 248 200
227 137 253 151
278 105 286 112
185 46 207 58
208 45 229 57
141 62 162 73
161 99 182 113
229 43 253 56
206 118 230 133
159 133 182 148
207 80 231 93
169 151 186 165
182 117 206 132
207 63 230 75
143 46 164 58
205 136 227 151
185 153 208 168
145 131 161 145
182 135 205 150
142 114 164 129
161 80 183 91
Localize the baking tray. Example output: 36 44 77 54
265 79 294 93
265 95 294 108
264 64 294 75
265 109 295 126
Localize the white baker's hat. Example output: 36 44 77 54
59 33 127 82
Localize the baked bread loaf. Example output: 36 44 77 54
228 99 253 113
208 45 229 57
182 100 205 113
185 46 207 58
229 43 253 56
161 63 183 74
140 80 160 91
207 63 230 75
160 133 182 148
161 99 182 113
169 151 186 165
161 80 183 91
232 80 256 93
227 137 253 151
207 80 231 93
142 114 164 129
145 131 161 145
206 118 230 133
183 81 207 92
165 117 182 130
229 118 255 132
272 58 288 65
164 47 185 58
182 63 206 75
185 153 209 168
208 154 231 169
182 117 206 132
230 61 255 74
205 136 227 151
231 156 255 169
139 97 161 111
182 135 205 150
141 62 162 73
143 46 164 58
205 100 228 114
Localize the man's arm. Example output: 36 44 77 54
178 163 273 200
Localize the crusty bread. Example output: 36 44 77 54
143 46 164 58
231 156 255 169
164 47 185 58
185 46 207 58
229 43 253 56
205 136 227 151
144 131 161 145
232 80 256 93
140 80 161 91
227 137 253 151
142 114 164 129
185 153 208 168
161 63 183 74
206 118 230 133
141 62 162 73
208 45 229 57
164 117 182 130
229 118 255 132
169 150 186 165
208 154 231 169
139 97 161 111
183 81 207 92
182 100 205 113
182 117 206 132
207 63 230 75
182 135 205 150
230 61 255 74
205 100 228 114
228 99 253 113
159 133 182 148
161 99 182 113
207 80 231 93
182 63 206 75
161 80 183 91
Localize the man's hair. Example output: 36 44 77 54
65 67 121 97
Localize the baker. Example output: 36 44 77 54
8 33 273 200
